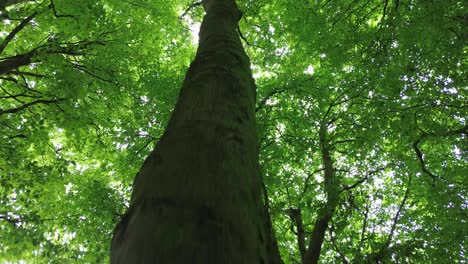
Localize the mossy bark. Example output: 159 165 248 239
111 0 280 263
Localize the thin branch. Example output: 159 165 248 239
256 88 288 112
0 85 24 102
0 98 64 115
301 168 325 197
376 175 411 262
71 63 120 86
0 90 41 99
0 212 82 225
332 139 356 146
354 200 370 260
0 76 17 82
178 1 202 20
9 70 44 78
380 0 389 29
49 0 76 20
129 137 157 163
412 138 438 181
328 219 349 264
0 35 112 79
7 134 27 139
259 139 276 151
237 26 250 46
431 124 467 137
411 124 466 182
341 166 387 192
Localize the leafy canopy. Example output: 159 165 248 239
0 0 466 263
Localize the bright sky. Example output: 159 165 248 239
189 22 200 45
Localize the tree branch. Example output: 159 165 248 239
412 138 439 181
262 177 285 264
285 208 307 263
0 98 64 115
328 219 349 264
411 124 466 181
301 168 325 197
380 0 389 29
304 122 340 264
0 38 106 76
354 200 370 260
0 51 35 76
179 1 202 20
256 88 288 112
8 70 44 78
49 0 76 20
237 26 249 45
376 175 411 262
341 166 387 192
0 11 37 55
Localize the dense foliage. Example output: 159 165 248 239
1 0 466 263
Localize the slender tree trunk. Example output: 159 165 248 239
111 0 282 263
304 123 340 264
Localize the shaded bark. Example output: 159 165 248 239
111 0 282 263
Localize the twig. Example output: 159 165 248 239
237 26 250 45
376 175 411 262
178 1 202 20
49 0 76 20
341 166 387 192
329 219 349 264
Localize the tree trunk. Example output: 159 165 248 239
304 123 340 264
111 0 281 263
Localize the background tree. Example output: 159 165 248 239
1 0 466 263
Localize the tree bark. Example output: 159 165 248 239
111 0 281 263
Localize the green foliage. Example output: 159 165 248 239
1 0 466 263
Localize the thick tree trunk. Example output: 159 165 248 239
111 0 281 263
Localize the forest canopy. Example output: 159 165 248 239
0 0 466 263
